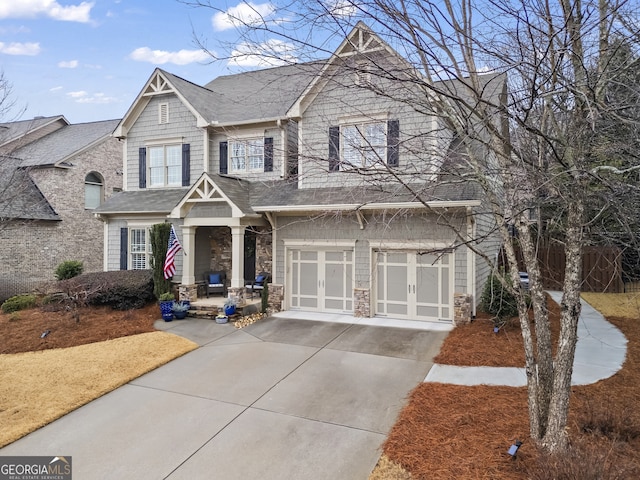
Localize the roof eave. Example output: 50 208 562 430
253 200 481 213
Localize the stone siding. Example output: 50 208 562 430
453 293 472 326
354 288 371 317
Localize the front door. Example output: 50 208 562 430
288 249 353 313
375 250 453 321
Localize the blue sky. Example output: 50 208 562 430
0 1 343 124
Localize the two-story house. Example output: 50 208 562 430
96 23 505 325
0 115 122 301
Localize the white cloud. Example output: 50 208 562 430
212 2 275 31
0 41 40 55
58 60 78 68
0 1 94 23
128 47 210 65
229 39 297 67
323 1 358 17
50 86 63 91
67 90 88 98
66 91 117 104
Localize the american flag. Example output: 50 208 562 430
163 224 182 279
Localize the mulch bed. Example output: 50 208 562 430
0 303 158 354
381 309 640 479
434 296 561 367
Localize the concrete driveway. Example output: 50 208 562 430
1 316 447 479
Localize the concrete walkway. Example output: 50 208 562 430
1 315 448 480
425 291 628 386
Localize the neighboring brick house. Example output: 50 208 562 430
0 115 122 300
96 23 506 325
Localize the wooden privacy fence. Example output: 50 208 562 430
501 245 624 293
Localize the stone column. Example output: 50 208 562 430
453 293 472 326
353 288 371 317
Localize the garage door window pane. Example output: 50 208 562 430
441 268 449 303
417 266 438 303
301 251 317 261
387 266 407 302
388 252 406 264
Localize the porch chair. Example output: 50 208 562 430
205 271 227 298
245 272 270 298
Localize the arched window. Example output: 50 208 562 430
85 172 104 209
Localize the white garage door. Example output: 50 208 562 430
375 250 453 322
288 249 353 313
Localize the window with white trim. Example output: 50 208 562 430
84 172 103 209
230 139 264 173
129 228 151 270
342 122 386 168
148 144 181 186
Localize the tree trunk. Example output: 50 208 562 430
542 198 584 451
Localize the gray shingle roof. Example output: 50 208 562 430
203 62 324 123
12 119 120 167
0 159 59 221
96 174 481 217
0 115 67 148
157 62 324 126
250 179 482 209
94 188 190 215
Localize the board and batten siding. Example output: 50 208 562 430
126 94 203 191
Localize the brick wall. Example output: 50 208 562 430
0 136 122 301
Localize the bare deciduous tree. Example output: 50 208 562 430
186 0 640 452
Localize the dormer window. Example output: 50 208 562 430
159 103 169 124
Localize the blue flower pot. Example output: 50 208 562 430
224 305 236 316
160 301 174 322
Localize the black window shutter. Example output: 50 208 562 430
182 143 191 186
138 147 146 188
264 137 273 172
328 126 340 172
387 119 400 167
220 141 228 174
120 228 128 270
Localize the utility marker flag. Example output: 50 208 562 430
163 224 182 279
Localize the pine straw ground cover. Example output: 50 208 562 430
372 293 640 479
0 303 198 448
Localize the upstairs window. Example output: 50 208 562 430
342 122 386 168
220 137 272 175
138 143 190 189
84 172 103 209
148 144 181 186
328 119 399 172
230 139 264 173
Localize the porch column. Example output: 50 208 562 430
230 225 246 289
181 225 196 285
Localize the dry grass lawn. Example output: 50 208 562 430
371 293 640 479
0 303 198 448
